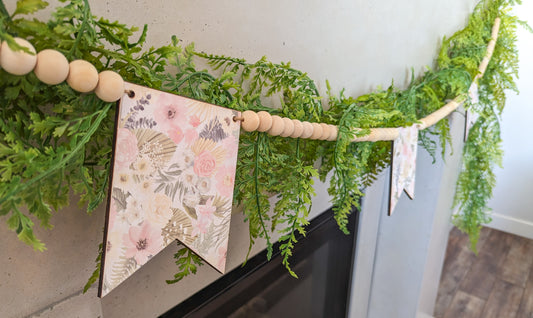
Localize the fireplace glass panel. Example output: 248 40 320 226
161 208 358 318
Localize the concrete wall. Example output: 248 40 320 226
1 1 475 317
486 5 533 240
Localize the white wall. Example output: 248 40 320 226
486 4 533 239
1 1 475 317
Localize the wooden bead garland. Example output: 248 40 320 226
319 123 331 140
241 110 261 132
290 119 304 138
257 111 273 132
67 60 99 93
301 121 314 139
327 125 338 141
94 70 125 102
280 117 295 137
268 115 285 136
34 49 69 85
0 38 37 76
310 123 323 140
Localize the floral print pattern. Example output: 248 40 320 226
389 125 418 215
101 83 240 296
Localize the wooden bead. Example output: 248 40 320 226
310 123 323 140
320 123 331 140
300 121 314 139
0 38 37 76
257 111 273 132
268 115 284 136
34 49 69 85
95 70 125 102
241 110 260 132
327 125 338 141
290 119 304 138
280 117 295 137
67 60 99 93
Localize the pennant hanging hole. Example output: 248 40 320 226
125 90 135 98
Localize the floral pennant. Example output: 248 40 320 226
99 82 241 297
464 109 480 142
389 125 418 215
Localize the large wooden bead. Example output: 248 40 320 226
310 123 323 140
268 115 285 136
34 49 69 85
257 111 273 132
327 125 338 141
280 117 295 137
241 110 260 132
319 123 331 140
95 70 125 102
290 119 304 138
0 38 37 75
67 60 99 93
300 121 314 139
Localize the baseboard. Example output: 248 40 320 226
485 213 533 240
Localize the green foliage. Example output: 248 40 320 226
449 0 528 251
166 244 204 284
0 0 525 287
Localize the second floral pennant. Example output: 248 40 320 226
389 125 418 215
99 82 241 297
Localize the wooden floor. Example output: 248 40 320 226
434 226 533 318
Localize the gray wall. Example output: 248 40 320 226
1 1 475 317
486 5 533 239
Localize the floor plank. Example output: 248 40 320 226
517 269 533 318
500 238 533 287
459 230 514 300
481 280 524 318
443 291 485 318
434 247 477 317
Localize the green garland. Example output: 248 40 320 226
0 0 527 287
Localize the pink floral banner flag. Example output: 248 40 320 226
98 82 241 297
389 125 418 216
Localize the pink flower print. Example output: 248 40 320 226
197 200 216 221
123 222 163 265
167 126 184 145
217 244 227 269
194 150 217 177
222 135 239 161
191 217 211 237
191 199 216 236
108 199 117 231
184 129 199 146
189 115 201 128
146 193 173 227
154 103 187 131
215 165 236 198
115 128 138 169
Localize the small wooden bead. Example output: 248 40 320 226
290 119 304 138
310 123 323 140
95 70 125 102
34 49 69 85
257 111 273 132
280 117 295 137
319 123 331 140
327 125 338 141
0 38 37 76
241 110 260 132
268 115 285 136
67 60 99 93
300 121 314 139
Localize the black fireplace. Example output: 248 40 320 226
160 206 359 318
